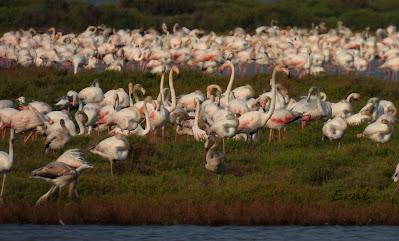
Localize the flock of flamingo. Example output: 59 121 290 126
1 22 399 79
1 23 399 205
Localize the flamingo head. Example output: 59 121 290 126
63 60 72 68
71 94 78 107
128 82 134 95
76 163 94 172
219 61 232 73
172 65 180 76
276 64 290 77
134 84 146 95
379 114 396 125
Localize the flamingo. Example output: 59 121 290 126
129 97 152 136
391 163 399 202
90 134 129 176
266 107 299 143
346 102 374 126
257 84 290 111
55 149 91 169
102 84 130 108
16 98 52 115
0 100 13 109
357 114 396 144
367 97 397 121
0 128 14 204
290 87 332 128
232 84 255 101
205 138 226 179
149 71 175 138
30 107 74 151
0 107 18 138
219 61 236 107
106 84 142 133
177 90 205 112
44 119 73 152
322 115 348 148
10 106 43 144
78 79 104 104
331 93 360 118
237 65 288 141
31 149 92 205
97 94 120 132
192 98 208 146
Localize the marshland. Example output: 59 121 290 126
0 66 399 225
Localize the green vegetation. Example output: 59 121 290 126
1 0 399 33
0 67 399 224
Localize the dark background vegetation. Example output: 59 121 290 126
1 0 399 33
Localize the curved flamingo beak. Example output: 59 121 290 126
282 66 290 77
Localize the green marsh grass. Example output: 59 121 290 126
0 66 399 224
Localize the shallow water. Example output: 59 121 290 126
0 225 398 241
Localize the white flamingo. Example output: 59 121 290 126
0 128 14 204
90 134 130 176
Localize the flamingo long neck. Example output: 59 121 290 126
140 101 151 136
224 62 235 98
194 98 201 128
115 137 129 155
306 53 312 71
346 93 358 103
131 86 140 104
359 42 364 56
129 91 134 107
75 111 86 135
78 99 83 110
60 120 68 133
314 89 323 113
114 96 120 111
166 68 177 112
271 66 278 82
8 129 14 168
159 73 165 107
261 71 277 126
207 85 222 101
73 60 79 74
346 93 354 103
50 28 55 41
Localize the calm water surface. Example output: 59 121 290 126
0 225 398 241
